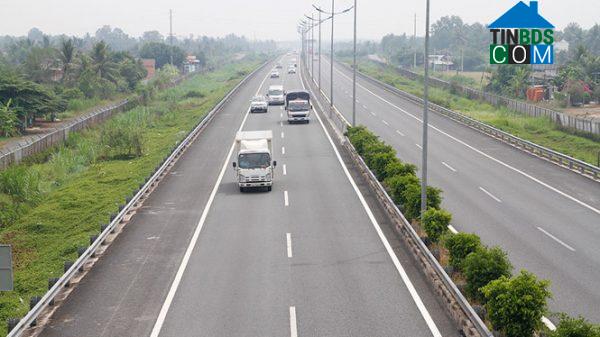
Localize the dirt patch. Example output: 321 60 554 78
563 104 600 120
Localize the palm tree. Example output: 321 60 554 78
91 41 118 82
59 39 76 82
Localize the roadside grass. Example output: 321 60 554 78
355 60 600 165
0 59 262 333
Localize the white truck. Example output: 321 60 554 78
232 131 276 192
285 90 311 123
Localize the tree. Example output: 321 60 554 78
444 232 481 270
91 41 119 83
487 65 531 98
462 246 512 301
59 39 76 83
23 46 57 83
142 31 164 43
0 99 19 136
551 314 600 337
402 184 442 221
139 42 186 69
482 270 551 337
421 208 451 243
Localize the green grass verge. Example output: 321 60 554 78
354 60 600 166
0 58 263 333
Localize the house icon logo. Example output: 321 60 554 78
488 0 555 64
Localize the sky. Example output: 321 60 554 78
0 0 597 42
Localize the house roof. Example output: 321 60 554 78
488 1 554 29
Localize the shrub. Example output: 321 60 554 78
0 166 41 203
183 90 205 99
551 314 600 337
421 208 452 243
463 246 512 302
444 232 481 271
384 173 419 206
346 126 379 154
384 160 417 178
100 123 145 158
370 152 398 181
362 141 395 167
61 87 85 101
0 99 19 137
402 183 442 221
482 270 551 337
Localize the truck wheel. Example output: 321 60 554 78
240 187 245 193
267 186 272 192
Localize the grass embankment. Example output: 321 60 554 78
0 58 262 333
355 60 600 166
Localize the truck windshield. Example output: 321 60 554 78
288 100 309 111
238 153 271 169
268 89 283 96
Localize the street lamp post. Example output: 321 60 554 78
421 0 431 215
352 0 357 127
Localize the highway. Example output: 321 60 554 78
312 56 600 321
38 55 461 337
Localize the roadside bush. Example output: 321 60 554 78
384 160 417 178
100 123 145 158
421 208 451 243
402 183 442 221
551 314 600 337
482 270 551 337
0 194 20 226
61 87 85 101
463 246 512 302
346 126 379 155
0 166 41 203
384 173 420 206
370 152 398 181
183 90 205 99
362 140 395 167
0 99 19 137
444 232 481 271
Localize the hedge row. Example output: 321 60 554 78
346 125 599 337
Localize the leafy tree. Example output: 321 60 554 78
139 42 186 69
119 58 147 90
487 65 531 98
402 184 442 221
23 46 57 83
463 246 512 302
91 41 119 83
421 208 451 243
142 31 164 43
0 99 19 136
551 314 600 337
444 232 481 270
384 173 420 206
59 39 76 83
482 270 551 337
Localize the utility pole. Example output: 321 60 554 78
311 13 315 77
352 0 357 127
169 9 174 66
420 0 431 215
413 13 417 69
318 11 322 90
330 0 335 113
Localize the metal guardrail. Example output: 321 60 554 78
300 62 494 337
6 59 272 337
338 62 600 182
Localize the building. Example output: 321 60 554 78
183 55 201 74
428 55 454 72
141 59 156 79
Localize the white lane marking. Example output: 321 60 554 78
322 58 600 216
281 131 285 139
537 227 576 252
415 144 422 149
282 146 286 155
280 112 283 118
362 104 368 109
280 121 283 127
370 111 376 116
382 120 390 126
299 66 442 337
280 106 284 110
286 233 293 258
289 306 298 337
448 225 459 234
284 190 289 206
479 186 502 203
283 164 287 175
149 61 274 337
442 161 457 172
395 130 405 136
542 316 557 331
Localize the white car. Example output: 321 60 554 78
250 95 268 113
266 85 285 105
270 70 280 78
288 67 296 74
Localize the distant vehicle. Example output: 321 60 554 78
270 70 280 78
267 85 285 105
232 131 276 192
285 90 311 124
288 67 296 74
250 95 268 113
276 64 283 69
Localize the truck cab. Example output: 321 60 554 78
266 85 285 105
232 131 276 192
285 90 311 124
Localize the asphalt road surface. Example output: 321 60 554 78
39 55 461 337
312 55 600 322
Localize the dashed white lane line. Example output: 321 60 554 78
282 146 286 155
448 225 459 234
415 143 422 149
289 306 298 337
286 233 293 258
479 186 502 203
442 161 457 172
283 164 287 175
284 190 289 206
382 120 389 126
370 111 376 116
362 104 368 109
280 112 283 118
395 130 405 136
280 121 283 127
537 227 576 252
281 131 285 139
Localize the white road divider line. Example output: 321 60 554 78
283 164 287 175
289 306 298 337
537 227 576 252
323 58 600 217
448 225 459 234
282 146 286 155
286 233 293 258
479 186 502 203
280 112 283 118
382 120 389 126
284 190 289 206
149 60 274 337
395 130 405 136
415 143 422 149
281 131 285 139
370 111 376 116
299 65 442 337
442 161 457 172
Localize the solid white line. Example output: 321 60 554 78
299 65 442 337
542 316 557 331
537 227 576 252
395 130 405 136
289 306 298 337
149 61 274 337
448 225 459 234
284 190 289 206
286 233 293 258
283 164 287 175
479 186 502 203
442 161 457 172
415 143 422 149
281 131 285 139
382 120 389 126
282 146 286 155
322 58 600 216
